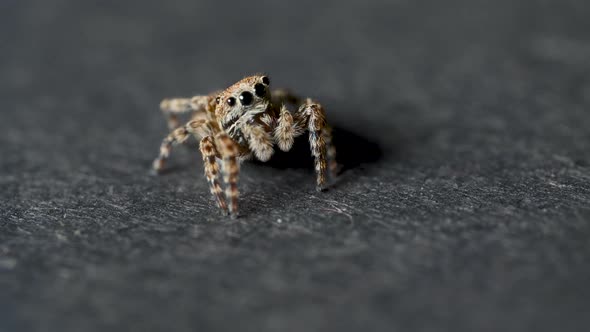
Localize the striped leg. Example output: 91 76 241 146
216 133 240 218
200 136 228 215
295 99 329 191
152 119 210 174
160 95 210 130
322 125 338 179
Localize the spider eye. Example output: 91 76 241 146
254 83 266 97
239 91 253 106
262 76 270 85
227 97 236 106
215 96 221 104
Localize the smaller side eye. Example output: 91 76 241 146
215 96 221 104
254 83 266 97
262 76 270 85
227 97 236 106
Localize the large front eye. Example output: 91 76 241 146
254 83 266 97
239 91 253 105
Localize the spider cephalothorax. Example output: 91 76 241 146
152 74 337 217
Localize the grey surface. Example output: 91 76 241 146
1 0 590 331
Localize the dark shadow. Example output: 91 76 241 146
255 125 384 173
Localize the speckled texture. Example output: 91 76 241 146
1 0 590 331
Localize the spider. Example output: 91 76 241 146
151 74 337 218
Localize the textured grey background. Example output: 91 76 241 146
1 0 590 331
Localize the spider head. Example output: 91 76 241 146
215 75 271 130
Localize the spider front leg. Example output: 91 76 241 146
274 105 295 152
200 136 229 215
152 119 211 174
294 99 336 191
215 133 240 218
242 122 274 161
160 95 210 130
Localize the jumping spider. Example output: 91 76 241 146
151 75 337 217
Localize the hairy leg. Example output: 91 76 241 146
199 136 228 215
216 133 240 218
322 125 338 179
294 99 330 191
242 123 274 161
152 119 212 173
160 95 211 130
274 105 296 151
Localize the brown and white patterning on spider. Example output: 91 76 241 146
151 74 338 218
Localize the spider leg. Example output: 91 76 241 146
322 125 339 179
294 99 333 191
274 105 296 152
152 119 212 174
160 95 211 130
216 133 240 218
242 122 274 161
200 136 229 215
